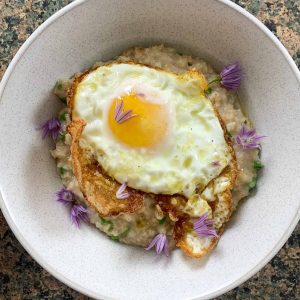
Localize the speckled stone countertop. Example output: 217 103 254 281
0 0 299 299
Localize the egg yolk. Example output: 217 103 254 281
108 93 168 148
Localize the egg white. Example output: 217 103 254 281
73 63 233 197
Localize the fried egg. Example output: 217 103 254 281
72 63 233 197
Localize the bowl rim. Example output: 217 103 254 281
0 0 299 299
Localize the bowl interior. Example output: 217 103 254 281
0 0 299 299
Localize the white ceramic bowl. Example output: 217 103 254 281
0 0 299 299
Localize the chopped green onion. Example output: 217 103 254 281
204 87 212 96
253 160 264 170
208 76 221 86
248 177 257 190
54 81 63 90
159 217 167 225
54 80 70 104
110 227 131 241
58 167 67 176
99 216 114 231
119 227 131 238
58 96 67 104
59 111 68 122
58 132 66 141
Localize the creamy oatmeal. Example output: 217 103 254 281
51 45 261 251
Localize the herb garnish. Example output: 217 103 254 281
110 227 131 241
99 216 114 231
253 160 264 170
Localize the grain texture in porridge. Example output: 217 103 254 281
51 45 260 250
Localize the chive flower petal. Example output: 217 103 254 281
38 118 62 140
235 126 266 150
56 187 75 205
220 62 242 90
193 212 219 238
211 160 221 167
114 99 138 124
70 204 89 227
145 233 170 257
56 187 88 227
116 182 130 199
163 236 170 256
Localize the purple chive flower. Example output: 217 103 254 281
235 126 266 150
70 204 89 227
56 187 75 206
55 187 88 228
114 99 138 124
116 183 130 199
220 62 242 90
145 233 170 256
193 212 219 238
38 118 62 140
211 160 221 167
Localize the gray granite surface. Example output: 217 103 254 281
0 0 299 299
